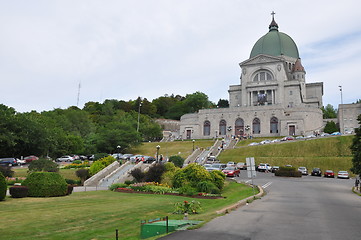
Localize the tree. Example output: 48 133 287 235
323 121 338 134
28 159 59 172
321 104 337 119
217 99 229 108
169 155 184 168
350 114 361 177
75 169 90 185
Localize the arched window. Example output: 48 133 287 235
253 70 273 81
219 120 227 136
270 117 278 134
203 121 211 136
252 118 260 134
235 118 244 136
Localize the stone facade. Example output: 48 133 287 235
179 17 324 140
338 103 361 134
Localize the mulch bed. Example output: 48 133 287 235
114 188 224 199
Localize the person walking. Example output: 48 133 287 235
355 178 360 191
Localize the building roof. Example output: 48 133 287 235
250 15 299 59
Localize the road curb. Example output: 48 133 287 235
216 185 264 214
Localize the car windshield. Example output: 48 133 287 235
338 171 348 173
224 167 235 170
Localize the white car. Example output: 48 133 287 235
337 171 349 179
16 158 26 165
227 161 236 167
258 163 271 172
56 155 74 162
298 167 308 175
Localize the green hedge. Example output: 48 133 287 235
9 186 29 198
22 172 68 197
0 172 6 201
275 166 302 177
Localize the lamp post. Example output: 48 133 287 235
339 86 343 134
192 139 195 152
117 145 121 160
156 145 160 163
137 98 142 132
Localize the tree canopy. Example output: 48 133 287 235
350 114 361 177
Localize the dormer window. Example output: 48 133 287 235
253 70 273 81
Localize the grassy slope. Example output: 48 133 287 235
0 181 255 240
218 135 354 174
130 140 215 159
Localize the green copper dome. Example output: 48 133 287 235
250 17 299 59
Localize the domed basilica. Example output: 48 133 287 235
179 14 324 139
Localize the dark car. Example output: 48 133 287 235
143 156 156 163
0 158 18 166
324 170 334 178
271 166 280 173
311 168 322 176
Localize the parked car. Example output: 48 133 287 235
17 158 26 165
281 136 294 141
121 154 133 160
207 163 227 171
56 155 74 162
112 153 123 160
24 155 39 163
143 156 156 163
227 161 236 167
298 167 308 175
311 168 322 176
130 155 144 163
206 156 220 164
0 158 18 166
331 132 341 136
271 166 280 173
258 163 271 172
324 170 335 178
337 171 349 179
237 162 247 170
222 166 240 177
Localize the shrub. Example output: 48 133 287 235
174 200 202 214
161 171 175 188
197 181 218 193
209 170 226 190
0 172 6 201
75 169 90 185
275 166 302 177
65 179 81 185
130 168 145 182
9 186 29 198
164 162 177 172
144 163 166 183
177 184 197 196
124 180 134 185
72 160 82 164
0 166 14 178
66 185 74 195
89 156 116 176
109 183 128 191
172 163 212 188
22 172 68 197
28 159 59 172
169 155 184 168
93 153 109 161
142 185 173 194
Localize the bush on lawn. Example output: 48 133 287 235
28 159 59 172
9 186 29 198
67 185 74 195
177 184 198 196
197 181 219 194
275 166 302 177
169 155 184 168
0 166 14 178
22 172 68 197
209 170 226 190
89 156 116 176
144 163 166 183
75 168 90 185
130 168 145 183
0 172 6 201
172 163 213 189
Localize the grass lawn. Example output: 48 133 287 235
0 181 255 240
131 140 215 159
13 168 79 181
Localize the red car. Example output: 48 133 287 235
222 167 240 177
24 155 39 163
324 170 334 178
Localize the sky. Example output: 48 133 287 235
0 0 360 113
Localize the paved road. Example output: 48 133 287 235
161 172 361 240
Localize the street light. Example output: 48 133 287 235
156 145 160 162
192 139 195 151
338 86 343 134
117 145 121 160
137 98 142 132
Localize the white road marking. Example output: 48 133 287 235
262 182 272 188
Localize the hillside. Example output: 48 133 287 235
218 135 354 174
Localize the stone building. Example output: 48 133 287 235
338 103 361 134
179 15 324 139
